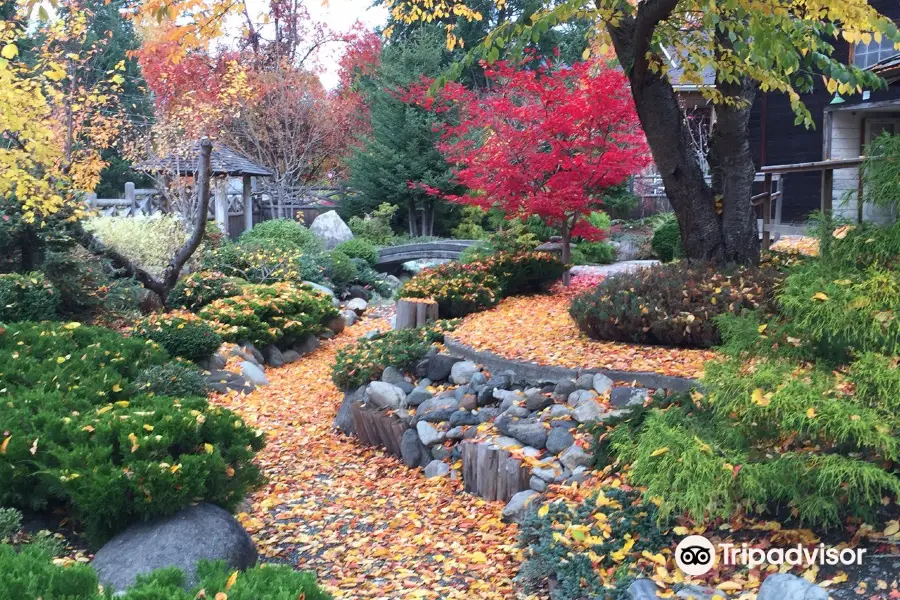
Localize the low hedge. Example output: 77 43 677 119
0 272 60 322
335 239 379 266
0 322 264 546
133 311 224 362
331 322 456 390
237 218 322 253
398 251 565 318
569 262 782 348
167 271 243 312
199 282 338 347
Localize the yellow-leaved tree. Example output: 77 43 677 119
385 0 900 264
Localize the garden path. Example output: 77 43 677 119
212 319 525 600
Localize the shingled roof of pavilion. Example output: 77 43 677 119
134 142 273 177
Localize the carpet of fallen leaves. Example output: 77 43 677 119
769 235 820 257
212 319 526 600
451 277 716 378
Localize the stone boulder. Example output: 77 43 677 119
495 415 547 449
346 298 368 315
501 490 539 523
757 574 828 600
327 315 346 335
366 381 406 410
416 394 459 423
450 360 481 385
309 210 353 250
341 309 358 327
333 386 365 434
611 387 649 407
241 361 269 386
424 460 450 478
416 421 445 446
546 427 574 455
427 355 463 381
406 387 433 407
206 370 255 395
573 399 606 423
524 388 553 411
293 335 319 357
92 503 257 592
560 444 593 470
261 344 284 368
400 428 431 468
592 373 614 395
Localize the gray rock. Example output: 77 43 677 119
302 281 339 307
449 410 479 427
454 385 474 400
282 350 302 364
486 373 513 390
477 407 501 423
553 379 577 399
627 578 660 600
501 490 539 523
491 436 523 449
366 381 406 410
418 378 432 387
424 460 450 478
293 334 319 356
525 388 552 411
611 387 649 407
416 395 459 423
450 360 481 385
319 330 336 340
261 344 285 368
427 355 463 381
575 373 595 390
414 359 430 378
362 330 381 340
347 284 371 301
560 444 593 470
568 389 599 408
529 476 548 492
493 388 522 410
430 445 451 461
346 297 368 315
340 309 358 327
416 421 445 446
757 574 827 600
567 465 590 484
469 371 487 387
550 419 577 430
382 366 405 385
675 585 719 600
496 416 547 449
395 381 415 395
326 315 346 335
532 463 562 482
446 426 465 441
546 427 575 455
240 343 265 366
241 361 269 386
400 428 430 468
546 405 572 420
206 370 254 395
573 399 606 423
503 405 532 419
406 387 433 407
208 353 227 371
458 394 477 411
592 373 614 395
476 386 495 406
310 210 353 250
333 386 365 434
92 503 256 592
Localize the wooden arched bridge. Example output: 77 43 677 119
375 240 478 270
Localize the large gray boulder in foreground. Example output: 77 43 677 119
92 503 257 592
309 210 354 250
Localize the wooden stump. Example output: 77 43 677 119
349 401 408 458
394 299 438 330
461 441 531 502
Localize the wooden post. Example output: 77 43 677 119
394 299 438 330
821 167 834 217
125 181 136 217
214 179 229 235
242 175 253 234
762 173 773 249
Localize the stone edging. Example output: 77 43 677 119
444 337 697 392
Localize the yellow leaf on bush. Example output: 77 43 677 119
757 323 767 333
883 520 900 537
537 504 549 518
129 433 139 453
112 384 122 393
204 443 214 454
225 571 238 590
672 526 689 536
0 436 10 455
1 44 18 59
650 447 669 457
806 407 816 418
63 322 81 329
215 593 227 600
811 292 829 301
751 388 770 407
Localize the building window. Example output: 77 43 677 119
853 39 900 69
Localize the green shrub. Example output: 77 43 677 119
601 183 640 219
0 272 60 322
347 203 398 245
0 541 331 600
238 219 322 253
331 322 456 390
323 250 359 293
199 282 338 347
460 225 540 263
86 215 202 278
0 509 21 541
0 322 264 545
168 271 243 311
353 260 395 297
570 262 782 348
451 205 488 240
650 213 683 262
571 241 616 265
203 242 324 285
518 488 670 600
135 362 210 398
134 311 223 362
335 239 379 266
861 132 900 211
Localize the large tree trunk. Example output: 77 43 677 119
605 4 760 265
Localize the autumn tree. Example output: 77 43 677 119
416 58 648 276
387 0 900 265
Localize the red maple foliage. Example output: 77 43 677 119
411 58 650 265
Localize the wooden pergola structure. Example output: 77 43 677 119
135 142 273 234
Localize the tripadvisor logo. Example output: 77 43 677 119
674 534 867 576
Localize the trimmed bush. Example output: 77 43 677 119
570 262 782 348
167 271 243 312
0 272 60 322
134 311 223 362
331 322 456 390
347 202 397 245
238 218 322 252
0 322 263 545
199 282 338 347
0 536 330 599
399 251 565 318
323 250 359 293
135 362 210 398
571 241 616 265
335 239 379 266
650 213 682 262
203 242 324 285
86 215 202 278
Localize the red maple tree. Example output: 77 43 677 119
413 57 650 271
